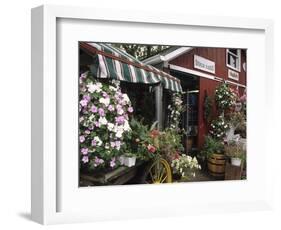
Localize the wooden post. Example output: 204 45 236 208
155 84 163 130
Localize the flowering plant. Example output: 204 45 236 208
171 154 201 179
200 135 224 159
123 118 156 161
215 82 237 111
168 93 185 130
157 129 184 162
224 140 246 160
79 72 134 169
209 115 230 139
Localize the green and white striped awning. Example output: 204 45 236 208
80 42 182 92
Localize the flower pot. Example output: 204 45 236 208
124 156 136 167
207 154 226 178
118 155 126 165
231 157 242 166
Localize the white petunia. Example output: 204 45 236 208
99 117 108 125
107 122 114 131
109 86 117 91
122 94 130 103
87 82 102 93
117 108 124 115
99 97 110 107
123 120 131 132
94 136 103 146
116 130 123 138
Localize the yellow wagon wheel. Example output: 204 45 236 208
146 158 172 184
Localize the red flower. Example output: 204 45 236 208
150 129 159 139
147 144 156 153
173 152 180 160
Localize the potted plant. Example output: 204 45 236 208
123 153 137 167
200 135 225 178
224 141 246 167
209 114 230 140
215 82 237 113
171 154 201 180
79 73 134 171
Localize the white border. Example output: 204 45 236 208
31 5 274 225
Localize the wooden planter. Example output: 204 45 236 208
80 161 143 186
225 162 244 180
207 153 226 178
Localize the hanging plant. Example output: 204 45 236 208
215 82 237 111
167 92 185 130
79 72 134 170
209 114 230 140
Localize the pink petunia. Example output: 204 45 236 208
108 104 115 112
91 105 98 113
79 135 85 143
80 99 88 107
128 107 134 113
81 148 88 155
110 158 116 168
82 156 89 163
98 108 105 117
91 139 97 146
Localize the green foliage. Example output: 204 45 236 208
158 129 185 162
209 114 230 140
112 44 171 60
125 118 154 161
200 135 224 159
203 95 213 123
224 141 246 160
229 111 246 129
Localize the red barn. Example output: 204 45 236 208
144 47 247 151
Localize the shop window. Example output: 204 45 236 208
226 49 241 71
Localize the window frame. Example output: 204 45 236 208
226 48 241 72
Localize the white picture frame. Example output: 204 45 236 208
31 5 274 225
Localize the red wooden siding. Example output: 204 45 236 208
169 47 247 149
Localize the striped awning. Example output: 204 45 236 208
80 42 182 92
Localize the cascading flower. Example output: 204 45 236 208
79 72 134 169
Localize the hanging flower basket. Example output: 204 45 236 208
215 82 237 112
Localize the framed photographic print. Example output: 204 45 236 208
31 5 274 225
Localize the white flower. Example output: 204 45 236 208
99 117 108 125
109 86 117 91
87 82 102 93
88 114 95 121
123 120 131 132
122 94 130 103
99 97 110 107
117 108 124 115
94 136 102 146
107 122 114 131
116 130 123 138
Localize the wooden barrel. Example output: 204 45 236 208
207 154 226 178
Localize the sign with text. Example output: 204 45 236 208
194 55 215 74
228 69 239 81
